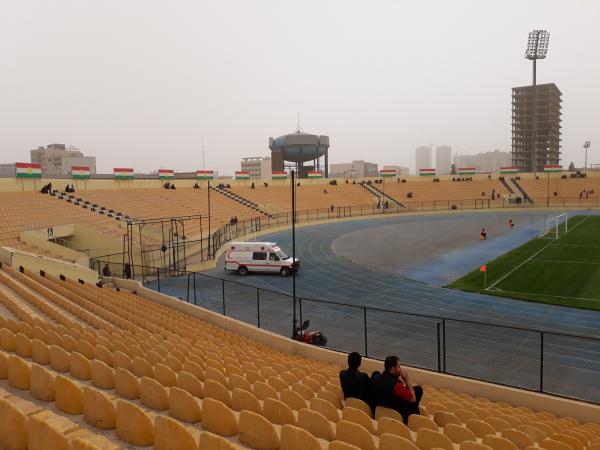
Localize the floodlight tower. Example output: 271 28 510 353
525 30 550 174
583 141 591 173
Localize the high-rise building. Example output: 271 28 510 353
329 160 378 178
415 146 432 173
240 156 272 179
30 144 96 176
436 146 452 175
511 83 562 173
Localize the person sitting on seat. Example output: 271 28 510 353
164 182 171 189
339 352 372 407
264 182 268 188
480 228 487 240
193 182 200 189
371 356 422 424
102 264 112 276
170 183 176 189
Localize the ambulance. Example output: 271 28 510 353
224 242 299 277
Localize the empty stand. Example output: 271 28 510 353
0 263 598 450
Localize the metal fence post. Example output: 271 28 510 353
186 274 190 302
157 267 161 292
256 289 260 328
193 273 197 305
539 331 544 392
222 279 226 315
437 322 442 372
363 307 368 357
442 318 446 372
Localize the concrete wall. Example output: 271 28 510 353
113 276 600 423
1 246 99 284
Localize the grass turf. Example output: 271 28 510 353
449 215 600 310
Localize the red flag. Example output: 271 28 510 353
479 265 487 272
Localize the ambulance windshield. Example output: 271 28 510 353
276 250 289 260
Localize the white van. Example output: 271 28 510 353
224 242 299 277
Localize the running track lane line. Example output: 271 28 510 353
485 216 591 291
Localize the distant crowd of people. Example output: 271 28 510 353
339 352 422 424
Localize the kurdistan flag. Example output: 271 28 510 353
196 170 214 180
114 168 134 180
235 171 250 180
380 169 396 177
16 163 42 179
458 167 476 175
544 165 562 173
158 169 174 179
500 166 519 174
71 166 90 179
419 168 435 176
272 171 288 180
307 171 322 179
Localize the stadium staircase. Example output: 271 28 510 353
54 189 132 221
211 186 274 218
499 177 515 195
359 182 405 208
510 178 533 204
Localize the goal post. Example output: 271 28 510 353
540 212 568 239
555 213 568 239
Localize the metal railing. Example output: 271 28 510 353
94 262 600 405
91 196 536 273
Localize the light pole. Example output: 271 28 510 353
584 141 591 173
525 30 550 174
290 170 297 338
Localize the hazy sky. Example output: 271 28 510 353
1 0 599 174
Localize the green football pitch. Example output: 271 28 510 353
449 214 600 310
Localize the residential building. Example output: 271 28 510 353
415 146 432 173
240 157 272 180
329 160 378 178
511 83 562 173
454 150 512 173
30 144 96 176
436 146 452 175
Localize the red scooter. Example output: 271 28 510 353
292 320 327 346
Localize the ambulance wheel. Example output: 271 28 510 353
280 267 290 277
238 266 248 276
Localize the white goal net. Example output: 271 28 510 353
542 213 568 239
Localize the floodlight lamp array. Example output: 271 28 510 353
525 29 550 60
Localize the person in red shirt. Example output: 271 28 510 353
371 356 422 423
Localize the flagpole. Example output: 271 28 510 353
484 270 487 289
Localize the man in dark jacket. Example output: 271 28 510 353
371 355 422 424
339 352 371 406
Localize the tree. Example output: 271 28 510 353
568 161 575 172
